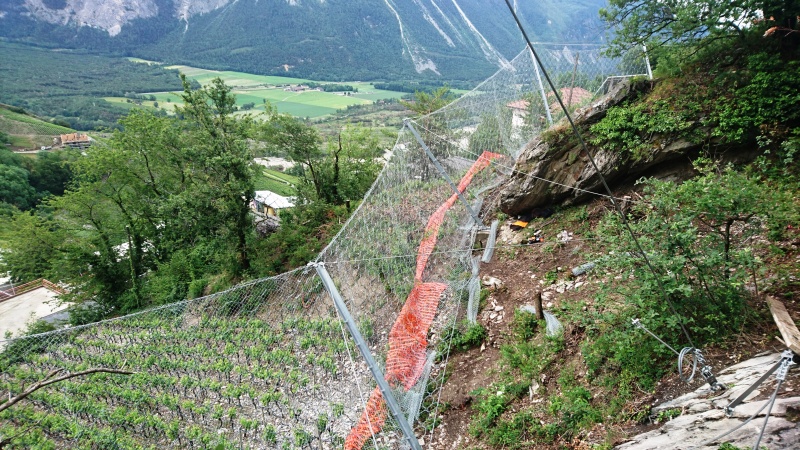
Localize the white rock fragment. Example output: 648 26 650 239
482 275 503 289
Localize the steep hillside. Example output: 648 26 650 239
0 105 74 150
0 0 606 80
430 35 800 449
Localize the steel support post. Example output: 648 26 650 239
530 48 553 125
643 45 653 80
312 263 422 450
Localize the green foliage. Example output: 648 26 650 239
713 54 800 143
440 321 487 356
468 113 506 156
0 148 76 212
401 86 457 117
470 382 529 434
655 408 682 423
548 369 602 432
0 164 37 210
587 161 796 389
250 202 349 275
600 0 791 56
590 97 700 161
27 151 75 198
512 309 540 341
1 78 260 312
0 211 62 283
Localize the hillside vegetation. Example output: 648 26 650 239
432 2 800 448
0 43 191 131
0 106 74 149
0 0 606 81
0 1 798 449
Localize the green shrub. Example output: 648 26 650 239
512 309 539 340
439 321 487 357
590 99 700 161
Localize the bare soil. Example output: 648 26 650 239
429 194 800 450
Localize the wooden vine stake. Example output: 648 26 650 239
766 296 800 355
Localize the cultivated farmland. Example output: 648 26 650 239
106 65 409 119
0 107 74 149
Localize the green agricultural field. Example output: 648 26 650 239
253 167 298 197
156 65 406 119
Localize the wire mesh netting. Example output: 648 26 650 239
0 44 647 449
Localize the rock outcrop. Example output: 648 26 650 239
498 80 705 216
617 352 800 450
22 0 161 36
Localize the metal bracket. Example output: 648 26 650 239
632 319 725 391
693 349 725 392
725 350 795 416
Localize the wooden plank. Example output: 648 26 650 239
767 296 800 355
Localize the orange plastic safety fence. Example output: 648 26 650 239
344 388 388 450
345 151 501 449
415 151 503 281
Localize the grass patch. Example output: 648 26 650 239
253 167 297 197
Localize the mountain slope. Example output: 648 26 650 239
0 0 607 80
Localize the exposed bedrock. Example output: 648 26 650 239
498 79 733 216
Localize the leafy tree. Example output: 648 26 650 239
468 113 506 156
0 212 62 282
401 86 461 178
317 126 382 209
594 160 795 355
601 0 800 55
584 161 797 388
28 150 75 197
176 75 256 275
0 164 36 210
401 85 457 117
262 114 324 200
4 77 258 311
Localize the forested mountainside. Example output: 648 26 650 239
0 0 605 81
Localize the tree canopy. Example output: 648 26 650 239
2 78 257 312
600 0 800 55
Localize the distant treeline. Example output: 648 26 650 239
305 82 357 92
0 43 193 131
374 80 474 94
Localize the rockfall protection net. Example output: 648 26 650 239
0 44 646 449
341 151 501 450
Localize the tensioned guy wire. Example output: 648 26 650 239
503 0 696 349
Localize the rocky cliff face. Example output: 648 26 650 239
1 0 606 80
22 0 160 36
498 80 710 216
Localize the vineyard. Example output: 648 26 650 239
0 107 73 149
0 44 647 449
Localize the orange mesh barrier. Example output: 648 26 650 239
415 151 503 280
345 151 501 449
344 388 388 450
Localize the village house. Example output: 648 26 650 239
251 190 295 235
506 87 594 127
55 133 92 150
251 190 294 217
